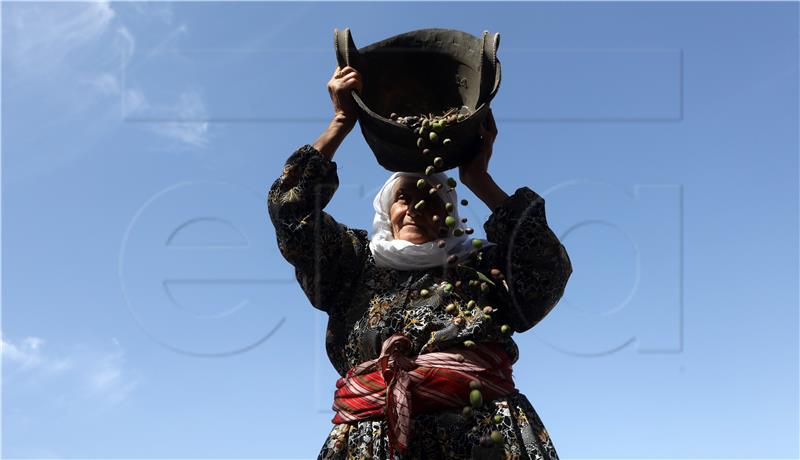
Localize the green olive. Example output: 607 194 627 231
493 414 503 424
415 200 426 210
469 380 482 390
467 300 477 309
469 389 483 408
445 202 454 212
445 303 457 313
417 137 425 148
463 340 476 348
429 131 439 143
425 165 435 176
443 283 453 292
445 215 456 227
433 157 444 168
420 289 429 297
417 179 427 189
481 282 489 292
462 406 473 418
443 138 452 146
471 239 483 249
453 228 464 237
447 177 457 187
500 324 511 335
490 431 504 444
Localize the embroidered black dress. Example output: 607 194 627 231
268 144 573 460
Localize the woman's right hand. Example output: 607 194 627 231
327 66 363 128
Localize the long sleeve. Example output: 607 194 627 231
480 187 573 333
267 144 368 313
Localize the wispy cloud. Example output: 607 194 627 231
2 335 140 405
6 1 116 75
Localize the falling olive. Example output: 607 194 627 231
493 415 503 424
483 306 493 314
433 157 444 168
445 202 454 212
490 431 504 445
443 283 453 292
490 268 503 279
447 254 459 265
461 218 468 223
469 380 482 390
429 132 439 143
415 200 426 210
463 339 476 348
445 216 456 227
429 187 438 196
461 199 469 206
445 303 457 313
417 137 425 148
462 406 473 418
420 289 430 297
437 239 446 248
447 177 457 187
465 227 474 235
417 179 427 190
500 324 511 335
425 165 435 176
481 282 489 293
467 300 477 309
432 215 440 223
443 138 452 146
422 148 430 155
453 228 464 237
469 389 483 408
471 239 483 249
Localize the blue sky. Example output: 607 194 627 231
2 1 798 458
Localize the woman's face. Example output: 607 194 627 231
389 176 446 244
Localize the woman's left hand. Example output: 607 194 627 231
459 108 498 188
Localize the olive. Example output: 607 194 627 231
445 202 454 212
481 282 489 293
429 187 438 196
429 131 439 143
490 268 503 279
447 177 457 187
416 179 427 190
420 289 430 297
432 215 440 222
445 216 456 227
445 303 457 313
471 239 483 249
462 406 473 418
433 157 444 168
461 217 468 223
453 316 463 325
469 380 482 390
414 200 426 210
443 283 453 292
469 389 483 408
467 300 477 309
417 137 425 148
452 228 463 237
490 430 504 445
493 415 503 424
437 239 446 248
435 183 443 190
443 138 452 146
483 306 493 314
455 281 462 288
390 112 398 119
500 324 511 335
463 340 475 348
461 199 469 206
465 227 474 235
425 165 435 176
422 148 431 156
447 254 459 265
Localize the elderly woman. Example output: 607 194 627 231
268 66 572 460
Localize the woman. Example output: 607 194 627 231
268 66 573 460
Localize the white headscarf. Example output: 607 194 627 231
368 171 495 270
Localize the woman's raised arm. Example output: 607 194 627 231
461 109 572 333
267 66 367 313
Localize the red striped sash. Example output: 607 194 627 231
331 332 518 457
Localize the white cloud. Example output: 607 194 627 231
147 90 211 149
2 335 139 405
6 1 116 75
